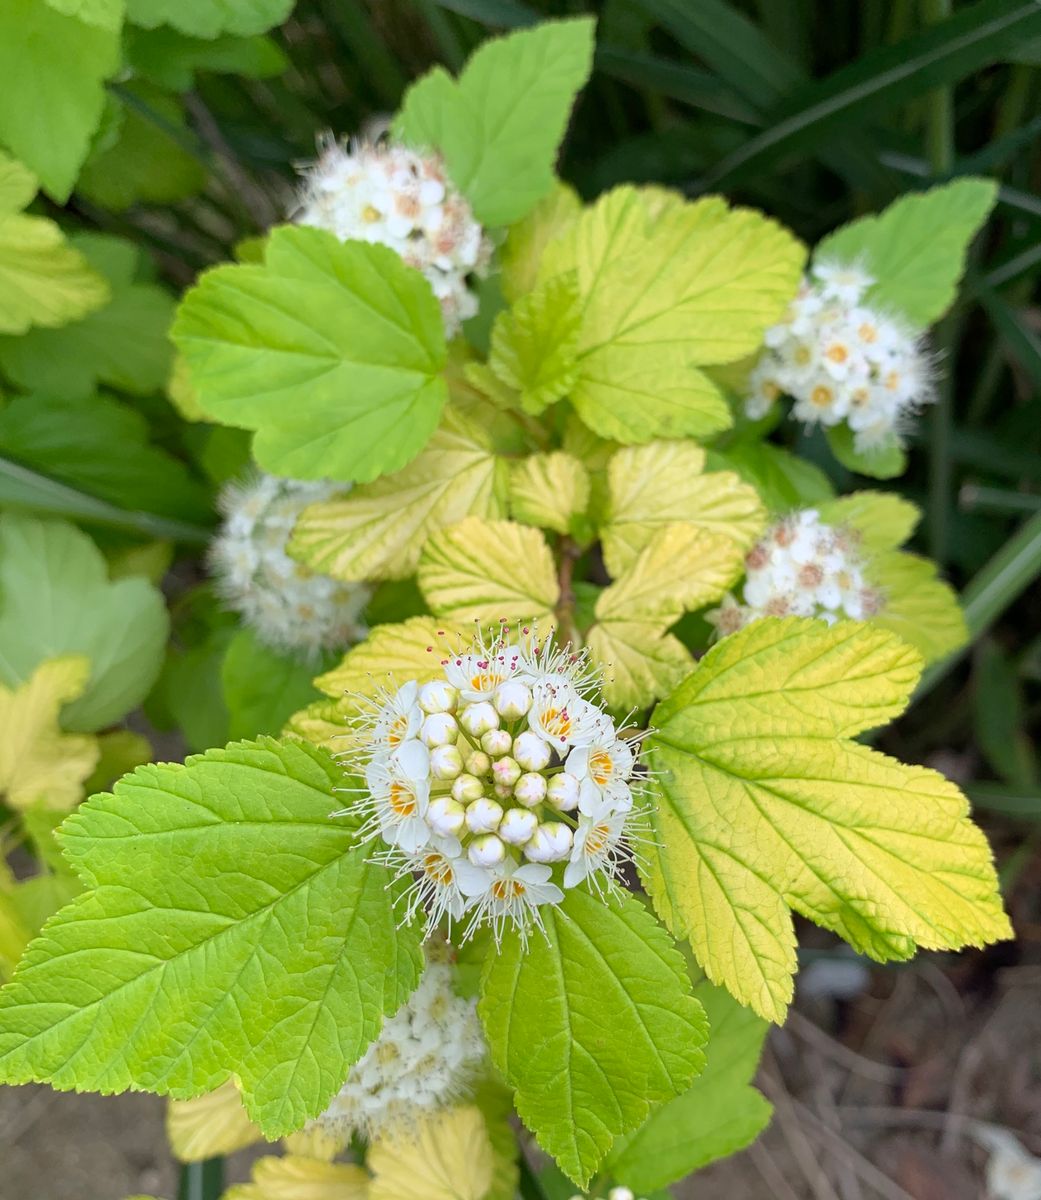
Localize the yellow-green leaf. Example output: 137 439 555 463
282 697 353 754
586 622 693 713
289 409 507 582
602 440 766 577
509 451 589 534
644 619 1011 1022
167 1082 264 1162
500 180 580 303
818 491 920 553
0 656 99 812
419 517 559 626
488 273 581 415
226 1155 369 1200
870 550 968 664
369 1107 494 1200
538 186 804 444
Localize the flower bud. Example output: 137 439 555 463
419 680 458 715
609 1190 635 1200
499 808 538 846
468 833 506 868
465 796 504 835
514 772 547 808
459 701 499 737
493 782 513 800
421 712 458 749
480 728 512 757
491 756 521 789
451 773 484 803
429 744 463 781
427 796 466 837
546 772 580 812
524 821 573 863
513 730 552 772
464 750 491 777
493 680 532 720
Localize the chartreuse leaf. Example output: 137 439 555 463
601 440 766 577
500 182 581 303
0 657 99 812
509 452 590 535
45 0 124 31
869 551 968 664
488 274 582 415
125 0 293 37
173 225 448 483
538 187 803 444
603 971 771 1191
0 513 168 732
825 422 907 481
395 19 595 228
815 178 997 328
167 1082 264 1162
818 491 920 553
0 153 109 334
283 697 353 755
0 1 120 200
420 517 559 626
226 1155 369 1200
644 619 1011 1023
369 1106 495 1200
0 738 424 1137
289 409 507 582
479 887 708 1188
588 524 742 710
711 443 835 514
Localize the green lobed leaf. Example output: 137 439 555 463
125 27 287 90
173 225 448 483
603 970 771 1191
499 181 581 303
0 0 120 200
815 178 998 328
44 0 124 31
221 628 330 741
124 0 293 38
0 738 423 1137
0 513 168 732
395 18 595 228
478 887 708 1187
509 451 590 535
644 619 1011 1022
817 491 920 553
710 443 835 514
825 423 907 481
869 550 969 665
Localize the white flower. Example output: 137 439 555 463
210 473 369 656
745 258 933 455
340 629 643 946
315 956 485 1140
707 509 884 638
295 137 490 336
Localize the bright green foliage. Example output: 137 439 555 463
488 274 582 414
815 178 997 327
0 513 168 732
644 619 1011 1022
173 225 448 483
826 422 907 480
395 19 595 228
45 0 124 30
0 392 212 523
0 738 424 1137
478 887 708 1187
603 971 771 1190
500 182 581 303
0 154 109 334
125 27 287 90
601 440 766 577
537 187 804 444
712 442 835 513
509 451 590 535
818 490 920 552
0 234 176 398
419 516 559 625
125 0 293 38
0 0 120 200
221 629 328 740
289 408 507 581
588 524 743 709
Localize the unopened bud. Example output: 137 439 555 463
546 772 580 812
427 796 466 837
524 821 573 863
421 712 458 749
465 796 504 834
491 756 521 789
481 728 512 757
459 701 499 737
451 773 484 803
464 750 491 777
514 772 547 808
513 730 552 771
499 808 538 846
429 744 463 780
493 680 532 720
419 680 458 715
468 833 506 868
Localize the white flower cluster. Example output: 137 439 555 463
296 137 490 335
315 958 484 1140
707 509 883 636
746 259 933 455
210 473 369 657
340 628 643 945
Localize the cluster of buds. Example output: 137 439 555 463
296 137 491 335
707 509 883 636
210 473 370 657
314 956 485 1140
340 628 644 944
745 259 933 455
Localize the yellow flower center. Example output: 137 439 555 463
389 783 416 817
586 823 611 855
590 749 614 786
541 707 571 739
825 343 849 364
491 879 525 901
811 385 834 408
422 854 453 886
